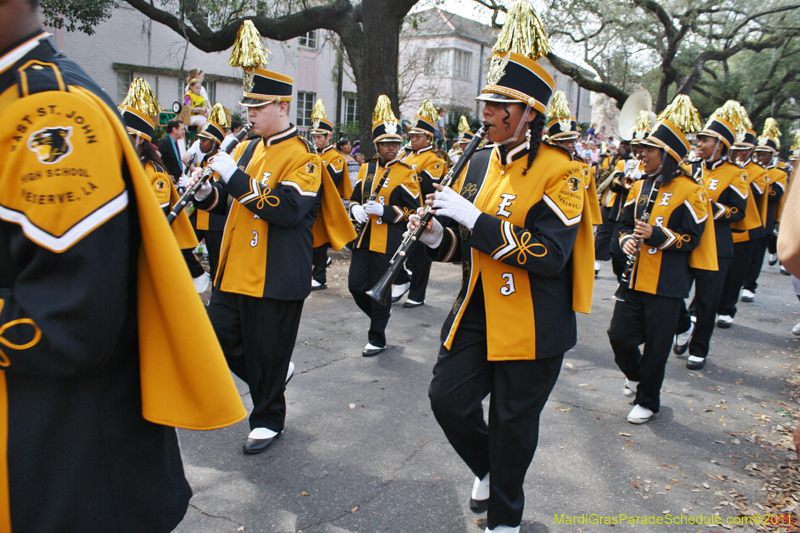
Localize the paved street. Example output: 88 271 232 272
175 252 799 533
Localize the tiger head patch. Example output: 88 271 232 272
567 176 581 192
28 126 73 164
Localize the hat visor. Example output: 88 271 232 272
550 132 579 141
752 146 776 153
476 92 519 103
197 131 222 144
240 97 276 108
374 135 403 143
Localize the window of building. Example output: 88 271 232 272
296 91 316 127
116 71 132 103
453 49 471 81
344 95 357 124
424 48 472 80
567 82 574 102
205 80 216 105
298 31 317 49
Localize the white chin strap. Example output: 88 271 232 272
497 104 531 146
654 152 668 176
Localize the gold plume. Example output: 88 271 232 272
791 132 800 152
492 0 550 60
458 115 471 134
762 118 781 140
634 110 652 133
712 100 752 134
416 99 438 123
228 20 269 69
546 90 571 120
208 103 229 128
119 77 162 116
372 95 397 128
656 95 702 134
311 99 327 120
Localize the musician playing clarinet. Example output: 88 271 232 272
608 95 716 425
408 3 594 530
348 96 420 357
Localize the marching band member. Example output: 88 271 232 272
608 95 716 423
0 1 244 529
390 100 444 307
448 116 474 165
743 119 786 301
309 99 354 290
348 96 421 356
672 110 748 370
412 2 594 530
717 104 769 328
193 22 350 454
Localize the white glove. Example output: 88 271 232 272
351 204 369 224
432 186 482 230
178 174 191 190
623 159 638 174
363 200 384 217
408 212 444 248
209 151 238 183
193 179 213 201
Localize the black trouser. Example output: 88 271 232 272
718 239 757 317
676 256 731 358
181 248 205 278
767 231 778 255
743 235 768 293
348 247 392 347
195 229 223 281
594 206 614 262
312 244 330 284
407 245 433 302
608 290 682 412
428 300 563 530
610 221 627 282
207 288 304 432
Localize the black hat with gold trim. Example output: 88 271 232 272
309 99 334 135
631 110 654 145
228 20 293 107
118 77 162 142
476 0 554 115
697 102 740 149
372 95 402 143
790 133 800 161
546 90 579 140
198 103 229 145
638 95 702 163
409 100 438 137
713 101 754 150
754 118 781 154
456 115 474 143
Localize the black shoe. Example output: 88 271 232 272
326 257 333 267
362 343 386 357
403 299 424 308
686 356 706 370
311 280 327 291
243 433 281 454
469 498 488 514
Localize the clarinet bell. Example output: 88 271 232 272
366 266 395 305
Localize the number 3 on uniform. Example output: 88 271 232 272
500 273 516 296
250 231 258 247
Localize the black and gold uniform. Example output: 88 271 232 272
596 154 633 276
348 152 420 349
608 96 716 422
423 10 595 529
717 156 768 320
0 30 244 531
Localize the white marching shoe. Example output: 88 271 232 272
285 361 295 385
740 289 755 302
716 314 733 328
469 473 490 514
391 282 410 303
673 321 693 355
627 404 654 424
623 378 638 398
486 526 520 533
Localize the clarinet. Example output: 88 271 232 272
367 125 487 305
353 165 393 240
166 124 252 225
620 174 662 285
176 152 199 195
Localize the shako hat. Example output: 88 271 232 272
698 101 744 149
638 95 702 163
198 103 229 145
309 99 334 135
229 20 293 107
372 95 402 143
631 110 654 145
456 116 474 143
713 101 754 149
545 90 579 140
409 100 438 137
118 77 162 142
754 118 781 154
476 0 554 115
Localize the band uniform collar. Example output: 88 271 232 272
707 157 726 171
262 125 297 147
321 144 336 154
495 141 529 167
0 30 50 75
415 145 434 155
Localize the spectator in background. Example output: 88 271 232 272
435 107 446 149
157 119 186 181
338 138 360 192
184 79 208 127
355 153 365 165
586 123 596 140
224 120 244 142
351 140 361 156
184 68 210 109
